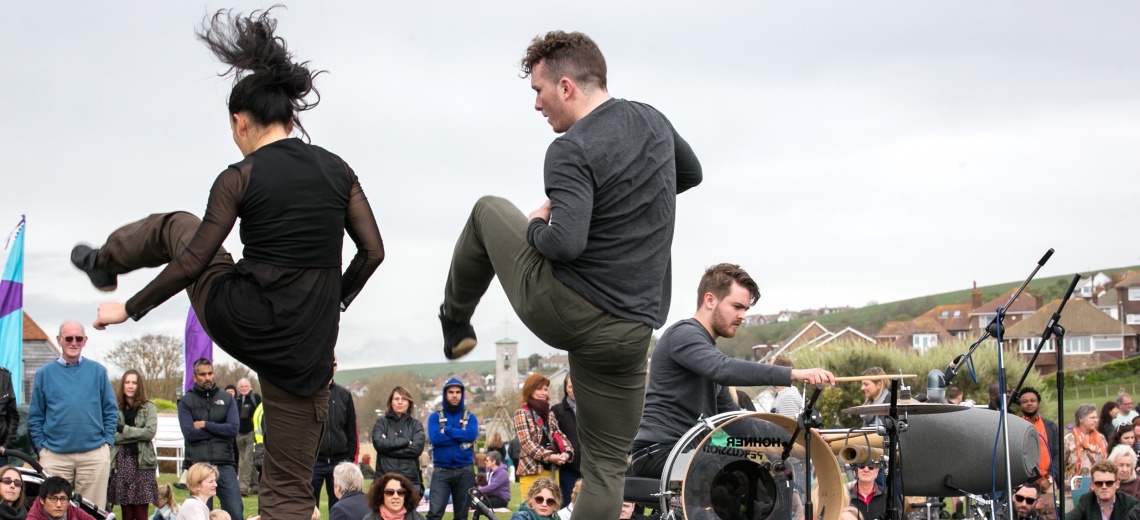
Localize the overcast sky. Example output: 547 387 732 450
3 1 1138 374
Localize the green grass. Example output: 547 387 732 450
1043 376 1139 427
143 473 523 520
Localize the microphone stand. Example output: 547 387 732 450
1004 273 1079 520
1007 273 1081 407
782 384 823 520
884 378 903 520
943 248 1053 387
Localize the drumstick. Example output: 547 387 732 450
833 374 916 382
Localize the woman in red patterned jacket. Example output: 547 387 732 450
513 374 574 499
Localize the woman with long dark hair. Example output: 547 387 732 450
371 386 425 493
71 8 384 519
0 465 26 520
108 369 158 520
1099 401 1121 440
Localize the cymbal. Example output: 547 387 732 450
842 399 969 416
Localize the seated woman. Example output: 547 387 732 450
511 478 561 520
1109 445 1140 499
471 451 510 520
364 472 425 520
176 463 218 520
0 465 27 520
25 477 94 520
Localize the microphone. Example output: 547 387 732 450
926 369 946 403
468 488 497 518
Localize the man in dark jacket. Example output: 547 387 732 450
426 378 478 520
371 386 425 492
551 374 580 502
0 366 18 466
849 464 887 520
312 363 358 509
329 462 370 520
178 358 241 520
1067 460 1140 520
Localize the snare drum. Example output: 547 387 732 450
655 411 847 520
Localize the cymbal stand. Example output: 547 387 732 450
782 384 824 520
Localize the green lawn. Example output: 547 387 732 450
143 473 523 520
1040 376 1139 427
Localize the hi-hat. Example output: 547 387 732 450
842 399 969 416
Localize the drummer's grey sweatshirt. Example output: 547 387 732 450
633 318 794 448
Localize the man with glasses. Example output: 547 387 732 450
1067 459 1139 520
1114 393 1137 428
28 321 116 509
27 476 95 520
848 464 886 520
1003 483 1042 520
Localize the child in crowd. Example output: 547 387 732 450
151 484 179 520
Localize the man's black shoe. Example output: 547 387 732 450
70 244 117 292
440 305 477 360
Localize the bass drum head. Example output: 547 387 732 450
679 412 846 520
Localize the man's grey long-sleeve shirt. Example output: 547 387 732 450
634 318 793 447
526 98 702 328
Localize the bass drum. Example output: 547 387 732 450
658 412 847 520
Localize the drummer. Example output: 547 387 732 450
627 263 835 479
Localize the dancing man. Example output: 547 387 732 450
437 30 702 519
71 8 384 520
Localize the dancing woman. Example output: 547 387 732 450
71 8 384 520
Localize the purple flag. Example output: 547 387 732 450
1 217 25 402
184 306 212 392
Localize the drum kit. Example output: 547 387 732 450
626 373 1041 520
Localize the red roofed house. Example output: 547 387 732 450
921 303 973 340
969 288 1039 335
21 313 60 403
1004 298 1139 373
875 317 954 354
1114 273 1140 328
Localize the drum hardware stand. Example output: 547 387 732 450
945 477 996 520
782 384 824 520
1004 273 1079 520
940 248 1053 520
882 377 909 520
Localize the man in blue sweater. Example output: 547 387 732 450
426 378 478 520
28 320 117 509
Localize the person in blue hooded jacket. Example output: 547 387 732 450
426 378 479 520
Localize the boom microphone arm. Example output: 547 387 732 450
944 248 1053 385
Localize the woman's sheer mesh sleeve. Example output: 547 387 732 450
339 165 385 311
125 167 245 320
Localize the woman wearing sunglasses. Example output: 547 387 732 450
364 473 424 520
0 466 26 520
511 477 561 520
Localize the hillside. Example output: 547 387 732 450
337 360 496 385
716 264 1140 359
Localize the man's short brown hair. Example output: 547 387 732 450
521 31 607 90
1091 459 1119 479
771 355 793 368
696 263 760 309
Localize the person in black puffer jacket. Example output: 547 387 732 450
371 386 425 493
314 367 358 509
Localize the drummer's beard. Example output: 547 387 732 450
711 306 742 339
